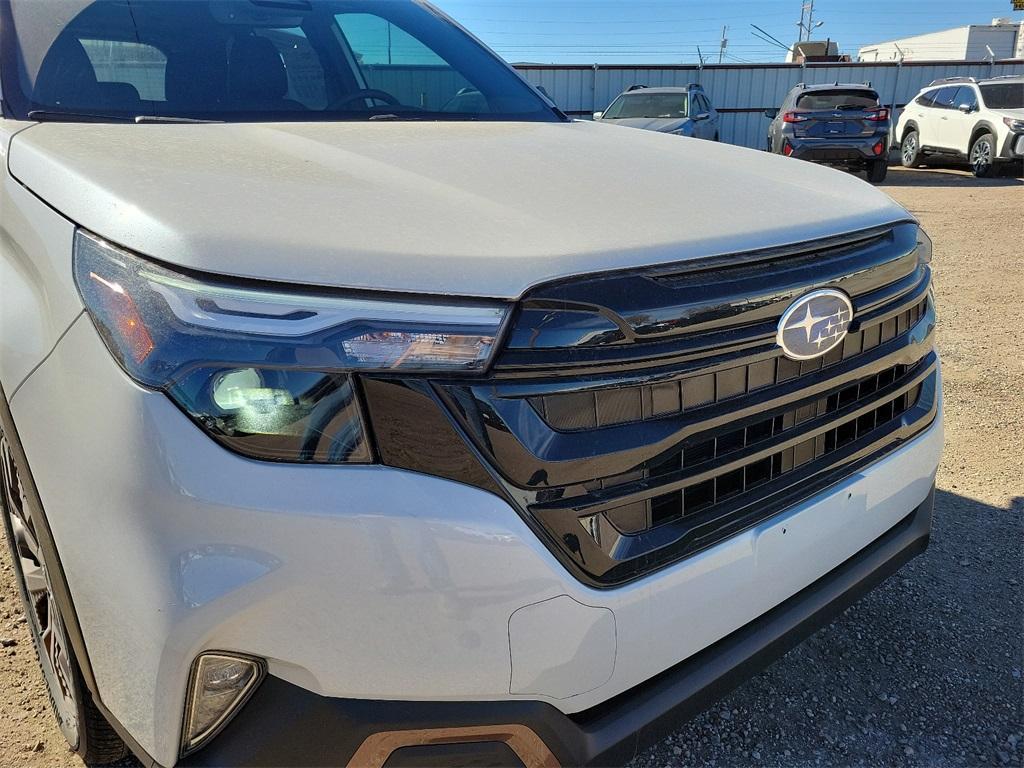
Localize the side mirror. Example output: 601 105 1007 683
592 111 603 120
764 108 779 119
693 112 710 122
957 103 973 114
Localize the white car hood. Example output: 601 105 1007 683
10 120 911 299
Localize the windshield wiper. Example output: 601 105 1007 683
134 115 223 124
28 110 134 123
28 111 222 124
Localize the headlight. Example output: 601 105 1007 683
1004 117 1024 132
73 230 509 463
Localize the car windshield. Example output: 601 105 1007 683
980 83 1024 110
795 90 880 111
1 0 560 123
603 92 688 120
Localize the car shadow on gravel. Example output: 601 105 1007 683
882 167 1024 188
632 489 1024 768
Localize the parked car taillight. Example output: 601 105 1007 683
865 107 890 122
782 111 809 123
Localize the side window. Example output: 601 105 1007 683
697 94 712 114
334 12 477 112
79 39 166 102
254 28 327 109
952 87 977 111
915 91 936 107
931 87 958 110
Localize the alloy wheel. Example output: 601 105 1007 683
970 140 992 173
902 135 917 165
0 433 80 747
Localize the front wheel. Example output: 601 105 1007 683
969 133 997 178
866 159 889 184
0 429 128 765
901 130 922 168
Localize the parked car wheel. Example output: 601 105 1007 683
0 429 128 765
969 133 997 178
900 130 922 168
866 160 888 184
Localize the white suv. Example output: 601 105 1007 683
896 75 1024 177
0 1 942 767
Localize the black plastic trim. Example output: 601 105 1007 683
176 487 935 768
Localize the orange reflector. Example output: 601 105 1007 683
89 272 155 363
783 143 793 156
872 141 885 156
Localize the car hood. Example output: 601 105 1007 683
601 117 690 133
992 107 1024 120
9 120 910 299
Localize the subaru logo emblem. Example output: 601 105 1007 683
776 289 854 361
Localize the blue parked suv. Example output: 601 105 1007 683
766 83 891 183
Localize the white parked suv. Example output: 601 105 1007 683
0 2 942 767
896 75 1024 177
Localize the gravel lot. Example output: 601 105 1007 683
1 165 1022 767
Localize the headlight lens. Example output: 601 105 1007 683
73 230 509 463
1003 117 1024 132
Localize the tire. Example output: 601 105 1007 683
969 132 997 178
901 130 922 168
867 159 889 184
0 427 128 765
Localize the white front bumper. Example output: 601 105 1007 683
12 316 943 766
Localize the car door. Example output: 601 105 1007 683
944 86 979 155
927 87 960 150
769 91 794 151
690 92 709 139
697 94 718 139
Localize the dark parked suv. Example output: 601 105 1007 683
767 83 891 183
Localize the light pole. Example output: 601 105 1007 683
797 0 824 41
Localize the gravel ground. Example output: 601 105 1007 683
1 165 1021 767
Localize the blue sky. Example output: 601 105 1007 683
430 0 1024 64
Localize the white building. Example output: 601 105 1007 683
858 18 1024 62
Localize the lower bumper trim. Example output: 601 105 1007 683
177 487 935 768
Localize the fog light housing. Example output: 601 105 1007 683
181 652 265 757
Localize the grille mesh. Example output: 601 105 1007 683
600 365 923 534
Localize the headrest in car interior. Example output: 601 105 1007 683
228 35 288 101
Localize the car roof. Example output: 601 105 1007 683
620 87 694 94
795 83 876 93
979 75 1023 85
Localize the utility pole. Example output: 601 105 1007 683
719 25 728 64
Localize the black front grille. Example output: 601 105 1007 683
364 222 939 587
530 298 926 432
594 363 923 536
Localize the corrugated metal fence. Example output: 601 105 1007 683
515 61 1024 149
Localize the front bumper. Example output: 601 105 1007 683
12 315 943 767
1010 132 1024 158
787 136 888 164
181 487 936 768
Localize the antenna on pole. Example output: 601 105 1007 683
797 0 823 42
697 46 706 66
719 26 729 64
